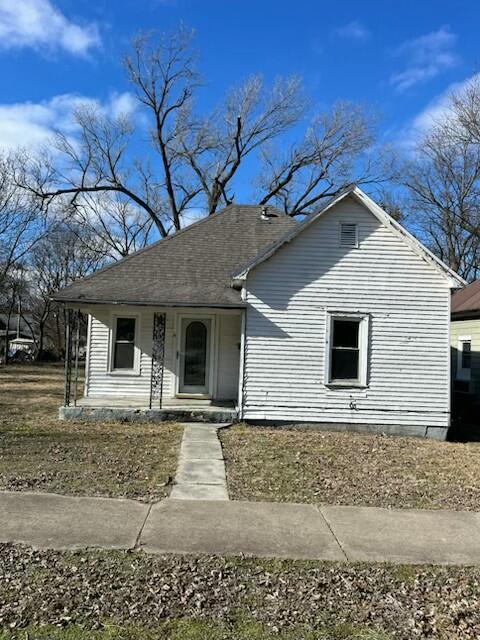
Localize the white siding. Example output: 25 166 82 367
451 318 480 402
86 308 155 398
216 314 241 399
243 195 452 427
84 307 240 400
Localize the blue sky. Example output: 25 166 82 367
0 0 479 194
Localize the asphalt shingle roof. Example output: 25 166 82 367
54 205 297 307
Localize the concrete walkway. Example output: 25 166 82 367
1 490 480 565
170 423 229 500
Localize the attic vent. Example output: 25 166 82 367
340 223 358 248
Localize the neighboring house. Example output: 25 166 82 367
0 312 35 341
0 312 36 360
54 187 465 439
451 281 480 419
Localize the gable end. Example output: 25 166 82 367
232 187 465 289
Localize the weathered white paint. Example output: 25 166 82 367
242 195 453 428
234 186 465 289
216 314 242 399
83 306 241 401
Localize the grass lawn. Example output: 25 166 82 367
220 424 480 510
0 363 183 500
0 543 479 639
1 366 480 639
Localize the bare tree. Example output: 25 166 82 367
375 188 406 222
16 26 389 238
29 225 104 358
15 105 174 238
256 102 391 215
67 191 154 260
177 73 306 213
0 263 30 364
404 82 480 281
124 28 203 227
0 154 46 287
450 75 480 144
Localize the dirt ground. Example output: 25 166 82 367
0 364 183 500
221 424 480 510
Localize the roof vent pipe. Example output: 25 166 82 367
261 205 275 220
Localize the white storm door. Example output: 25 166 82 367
178 317 212 395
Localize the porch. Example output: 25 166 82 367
60 305 243 423
60 397 238 423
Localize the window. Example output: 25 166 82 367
326 313 369 386
457 336 472 381
113 317 136 370
339 223 358 247
462 341 471 369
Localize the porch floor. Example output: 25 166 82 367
60 396 238 423
74 397 235 411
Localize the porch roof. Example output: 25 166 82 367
54 205 296 307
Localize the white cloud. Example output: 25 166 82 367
0 0 100 56
109 93 138 120
0 92 136 151
414 73 480 132
390 26 460 92
397 73 480 148
332 20 370 42
182 207 207 227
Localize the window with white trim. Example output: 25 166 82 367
112 317 137 370
326 313 369 386
339 222 358 247
457 336 472 381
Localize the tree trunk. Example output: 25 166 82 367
3 301 14 365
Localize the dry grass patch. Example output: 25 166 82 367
1 544 479 639
0 364 183 500
221 424 480 510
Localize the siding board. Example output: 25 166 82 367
243 196 451 428
85 306 240 401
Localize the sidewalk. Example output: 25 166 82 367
1 490 479 565
170 422 229 500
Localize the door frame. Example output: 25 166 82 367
175 313 217 399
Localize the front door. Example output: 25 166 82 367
179 318 211 395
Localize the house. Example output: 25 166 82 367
0 312 36 361
451 280 480 423
54 187 465 439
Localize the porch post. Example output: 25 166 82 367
237 308 246 419
149 312 166 410
63 307 72 407
72 310 80 407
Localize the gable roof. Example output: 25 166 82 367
53 205 297 308
232 186 466 289
451 280 480 317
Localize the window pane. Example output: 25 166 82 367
333 320 359 348
331 349 359 380
114 342 134 369
462 341 472 369
116 318 135 343
184 321 207 386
